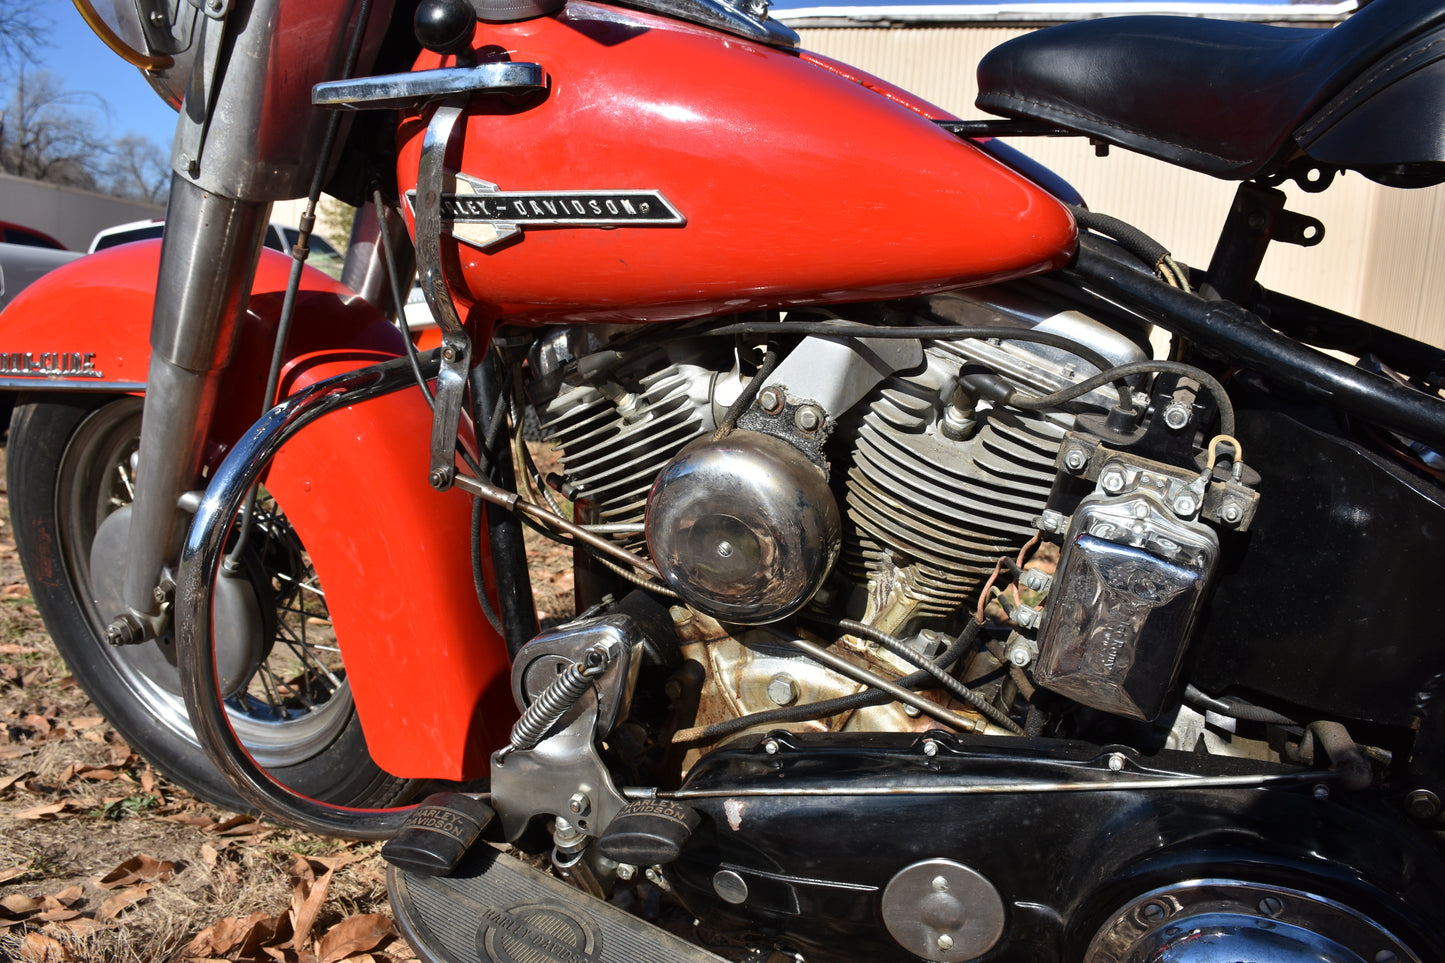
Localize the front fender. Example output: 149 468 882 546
0 242 512 779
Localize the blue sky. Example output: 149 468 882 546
23 0 180 157
20 0 1312 162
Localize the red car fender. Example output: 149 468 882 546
0 241 513 779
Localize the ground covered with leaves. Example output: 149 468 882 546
0 434 592 963
0 431 563 963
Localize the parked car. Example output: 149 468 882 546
88 219 346 279
0 221 67 251
0 242 82 314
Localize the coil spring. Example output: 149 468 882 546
502 644 610 757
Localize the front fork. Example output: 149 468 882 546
108 178 270 643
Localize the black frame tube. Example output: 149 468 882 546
469 356 538 657
1068 232 1445 449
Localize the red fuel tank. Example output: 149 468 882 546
396 1 1076 324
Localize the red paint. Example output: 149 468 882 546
799 51 958 122
266 355 515 778
0 242 513 779
396 0 1075 324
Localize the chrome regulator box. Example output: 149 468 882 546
1034 489 1219 721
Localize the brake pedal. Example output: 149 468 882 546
391 844 727 963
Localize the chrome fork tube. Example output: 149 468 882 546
118 175 269 630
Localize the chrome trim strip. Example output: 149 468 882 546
313 63 547 111
660 771 1337 799
618 0 799 45
0 379 147 392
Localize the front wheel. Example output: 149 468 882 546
7 395 418 812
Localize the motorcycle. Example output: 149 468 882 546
3 0 1444 958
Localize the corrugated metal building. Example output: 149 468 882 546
780 2 1445 347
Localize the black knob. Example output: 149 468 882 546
415 0 477 55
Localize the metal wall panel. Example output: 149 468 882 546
794 23 1445 348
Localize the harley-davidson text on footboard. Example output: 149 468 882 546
0 352 102 378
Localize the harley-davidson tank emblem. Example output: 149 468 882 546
411 173 684 251
0 351 102 378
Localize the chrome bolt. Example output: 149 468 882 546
1107 752 1127 772
766 675 798 706
1407 789 1441 819
1012 605 1042 630
716 540 734 558
1258 896 1284 917
645 866 665 887
1100 468 1126 494
1173 494 1198 516
153 585 168 605
794 405 823 432
1037 509 1067 534
1063 447 1089 472
931 876 949 892
922 739 939 757
1314 784 1331 800
1220 501 1243 524
1007 645 1032 668
1162 401 1192 431
937 934 954 952
441 345 459 363
105 614 145 647
568 792 591 816
763 738 780 755
1141 902 1166 923
758 386 784 414
1020 569 1053 593
903 704 921 718
616 863 637 881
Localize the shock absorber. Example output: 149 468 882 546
496 643 612 761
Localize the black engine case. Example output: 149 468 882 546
666 731 1445 962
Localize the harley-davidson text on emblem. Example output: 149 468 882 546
475 901 603 963
442 192 677 223
409 172 685 251
0 351 102 378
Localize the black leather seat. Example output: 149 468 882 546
975 0 1445 179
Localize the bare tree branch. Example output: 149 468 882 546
0 67 109 191
0 1 51 73
103 133 169 203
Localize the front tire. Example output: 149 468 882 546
8 395 417 812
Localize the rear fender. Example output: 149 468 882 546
0 242 512 779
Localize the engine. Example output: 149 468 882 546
520 288 1251 750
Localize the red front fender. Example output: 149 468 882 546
0 242 513 779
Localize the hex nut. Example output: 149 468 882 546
766 675 798 706
1162 401 1191 431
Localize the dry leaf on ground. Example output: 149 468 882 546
315 914 395 963
96 854 177 889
